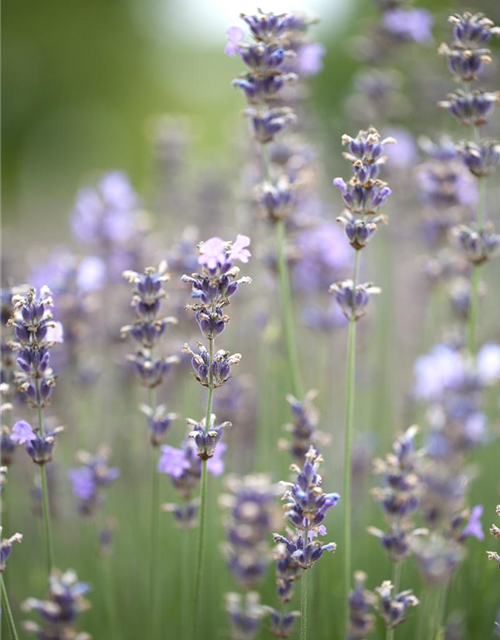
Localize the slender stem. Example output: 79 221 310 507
261 141 303 399
150 439 160 639
276 219 304 398
35 382 54 577
103 554 119 640
434 585 448 640
192 337 215 638
300 529 309 640
386 562 403 640
0 574 19 640
182 530 190 640
343 250 360 639
467 177 486 355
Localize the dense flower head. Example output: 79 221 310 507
262 606 301 638
274 537 301 602
187 413 231 460
438 89 499 126
68 447 120 516
220 474 280 589
182 236 252 326
245 107 297 144
348 571 376 640
127 351 179 389
280 390 328 461
259 178 295 222
11 419 63 466
375 580 419 629
382 8 433 44
455 222 500 265
7 287 61 408
369 426 426 562
438 13 499 82
0 531 23 572
225 591 266 640
23 570 90 639
329 280 381 322
183 343 242 389
273 530 336 571
456 140 500 178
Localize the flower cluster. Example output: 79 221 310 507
368 425 427 563
23 570 91 640
330 128 394 322
68 447 120 516
140 403 179 447
122 262 179 391
72 171 146 281
280 390 328 461
375 580 419 629
274 447 339 570
221 474 279 589
347 571 376 640
487 505 500 570
10 419 64 466
225 592 266 640
7 287 62 409
182 236 251 460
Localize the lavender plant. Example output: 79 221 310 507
181 235 251 637
8 286 64 576
220 474 279 639
273 447 339 640
487 505 500 570
331 127 395 636
68 447 120 517
23 570 91 640
122 260 179 637
227 9 323 400
438 12 500 353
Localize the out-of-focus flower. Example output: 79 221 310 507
383 8 433 43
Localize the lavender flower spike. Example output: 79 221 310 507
375 580 419 629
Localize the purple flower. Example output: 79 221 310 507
10 420 36 445
295 43 326 76
198 237 226 270
383 9 434 43
228 234 251 264
461 505 485 541
158 445 190 478
68 467 96 501
413 345 464 401
225 25 245 57
383 128 417 169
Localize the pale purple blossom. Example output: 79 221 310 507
228 234 251 264
383 8 434 44
225 25 245 57
295 43 326 76
198 237 226 270
68 467 95 501
413 345 465 401
206 442 227 476
461 505 485 541
158 445 190 478
10 420 36 445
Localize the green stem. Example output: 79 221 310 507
150 441 160 639
1 574 19 640
192 337 215 638
343 250 360 639
261 141 303 399
276 219 304 399
35 383 54 577
386 562 403 640
300 529 309 640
